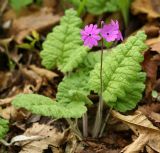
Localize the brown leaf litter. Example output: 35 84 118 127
15 123 68 153
131 0 160 21
10 7 60 43
112 110 160 153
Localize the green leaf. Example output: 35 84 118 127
57 70 92 106
89 31 148 112
40 9 88 73
117 0 131 26
67 0 131 26
86 0 119 15
12 93 87 118
9 0 33 11
79 50 109 71
79 51 100 70
12 69 92 118
0 118 9 139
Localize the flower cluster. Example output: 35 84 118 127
80 20 123 48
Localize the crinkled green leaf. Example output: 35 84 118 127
57 70 92 106
12 93 87 118
89 31 147 112
40 9 88 73
79 52 101 70
9 0 33 11
0 118 9 139
79 51 109 70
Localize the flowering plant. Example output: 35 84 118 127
13 9 147 139
81 20 123 137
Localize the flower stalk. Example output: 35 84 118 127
92 37 104 138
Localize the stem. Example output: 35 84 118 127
99 107 113 137
77 0 87 16
66 118 82 140
82 112 88 137
92 38 104 138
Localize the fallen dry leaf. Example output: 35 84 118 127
112 110 160 153
146 146 156 153
139 103 160 115
142 51 160 97
149 112 160 128
131 0 160 20
11 7 60 43
146 37 160 53
0 97 14 106
16 123 68 153
142 23 160 38
146 37 160 46
0 71 13 93
29 65 58 81
0 106 17 120
138 103 160 128
21 67 43 92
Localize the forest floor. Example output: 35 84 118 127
0 0 160 153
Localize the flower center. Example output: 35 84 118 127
89 34 92 36
106 32 109 35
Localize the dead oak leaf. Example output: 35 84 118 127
16 123 67 153
142 23 160 38
149 112 160 128
29 65 58 81
146 36 160 53
11 7 60 43
131 0 160 20
112 111 160 153
0 106 17 120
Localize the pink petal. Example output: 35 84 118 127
81 35 88 41
92 35 101 40
90 38 98 46
93 24 98 29
87 24 94 33
93 29 101 34
80 30 88 36
84 25 89 31
84 37 92 48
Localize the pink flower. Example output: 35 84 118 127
100 20 123 42
80 24 101 48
